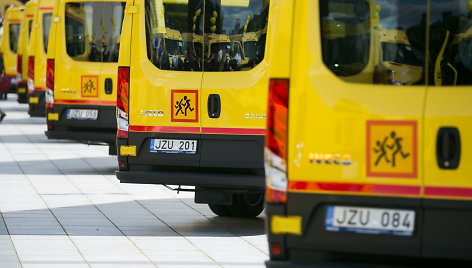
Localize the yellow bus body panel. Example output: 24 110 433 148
28 0 55 91
18 1 37 84
1 7 24 77
285 0 425 198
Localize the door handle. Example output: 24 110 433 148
207 94 221 118
436 127 461 169
105 78 113 94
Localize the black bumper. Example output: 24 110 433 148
116 170 264 189
265 193 472 265
28 91 46 117
45 129 116 143
46 104 116 144
17 83 27 103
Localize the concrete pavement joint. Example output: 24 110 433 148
0 209 24 268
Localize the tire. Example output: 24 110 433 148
227 192 264 218
208 204 232 217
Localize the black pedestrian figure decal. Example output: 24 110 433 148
373 131 410 167
171 89 199 123
81 76 98 97
175 96 195 116
367 121 417 178
387 131 410 167
373 137 390 166
83 80 95 94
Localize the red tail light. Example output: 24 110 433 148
266 79 289 160
46 59 54 109
27 56 34 93
17 55 22 85
28 56 34 79
265 79 289 204
117 66 130 138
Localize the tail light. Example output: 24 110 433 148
46 59 54 109
17 55 22 85
265 79 289 204
27 56 34 93
117 66 130 138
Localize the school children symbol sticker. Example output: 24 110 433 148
366 120 417 178
171 89 198 123
81 75 98 97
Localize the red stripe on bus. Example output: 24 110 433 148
289 181 421 196
7 19 21 23
35 87 45 91
54 99 116 106
129 125 201 134
425 186 472 198
201 127 266 135
39 7 54 10
26 15 34 18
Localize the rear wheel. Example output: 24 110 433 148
208 204 232 217
227 192 264 218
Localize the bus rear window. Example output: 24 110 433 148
43 13 52 53
320 0 371 77
145 0 269 72
65 2 125 62
9 23 20 53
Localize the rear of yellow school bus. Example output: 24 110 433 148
45 0 126 154
27 0 54 117
0 7 23 98
116 0 270 217
16 1 36 103
265 0 472 266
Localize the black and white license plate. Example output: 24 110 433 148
150 139 197 154
325 206 415 236
67 109 98 120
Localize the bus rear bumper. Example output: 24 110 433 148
116 170 264 189
45 129 116 144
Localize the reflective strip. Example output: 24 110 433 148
39 7 54 10
54 99 116 106
120 145 136 156
130 125 200 134
47 113 58 121
129 126 265 135
271 215 302 235
17 88 26 94
289 181 421 197
425 186 472 199
29 97 39 104
201 127 266 135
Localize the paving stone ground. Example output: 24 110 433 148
0 96 268 268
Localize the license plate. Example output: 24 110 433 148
150 139 197 154
325 206 415 236
67 109 98 120
18 87 26 94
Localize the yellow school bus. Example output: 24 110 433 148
116 0 270 217
265 0 472 266
27 0 54 117
16 1 36 103
0 6 23 98
45 0 126 154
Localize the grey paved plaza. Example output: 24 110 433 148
0 96 268 268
